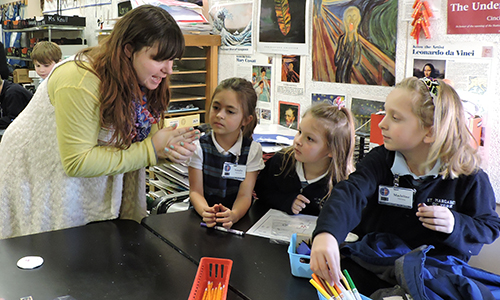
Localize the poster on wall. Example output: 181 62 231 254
406 40 495 116
312 0 397 86
209 0 253 54
351 98 384 134
278 101 299 130
311 93 346 107
257 0 309 55
234 53 275 121
447 0 500 34
276 55 305 96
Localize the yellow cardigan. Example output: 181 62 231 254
48 61 158 178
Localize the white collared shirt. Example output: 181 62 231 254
188 131 265 172
295 161 328 187
391 151 441 180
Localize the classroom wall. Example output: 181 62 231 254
13 0 500 203
218 0 500 203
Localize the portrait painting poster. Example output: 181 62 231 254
412 59 446 79
447 0 500 34
252 65 272 103
281 55 301 83
209 1 253 54
257 0 309 55
406 40 494 114
351 98 384 135
278 101 300 130
311 93 346 107
312 0 397 86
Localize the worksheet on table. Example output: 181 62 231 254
246 209 317 243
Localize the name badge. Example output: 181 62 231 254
378 185 414 209
221 162 246 181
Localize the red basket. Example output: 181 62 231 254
188 257 233 300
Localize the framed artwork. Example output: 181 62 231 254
279 101 300 130
351 97 384 134
311 93 345 107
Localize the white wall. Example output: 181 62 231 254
218 0 500 203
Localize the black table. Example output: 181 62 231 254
0 219 242 300
142 200 318 300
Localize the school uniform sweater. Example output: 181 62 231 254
314 145 500 262
254 151 330 216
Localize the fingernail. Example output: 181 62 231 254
170 145 175 149
180 142 185 146
195 136 199 140
164 147 169 152
189 127 194 130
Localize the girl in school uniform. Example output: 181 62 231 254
254 103 356 216
310 77 500 297
188 77 265 229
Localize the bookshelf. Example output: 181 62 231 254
168 34 221 124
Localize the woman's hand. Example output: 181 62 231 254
416 203 455 234
310 232 342 287
152 125 200 162
292 194 310 214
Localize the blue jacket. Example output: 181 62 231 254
342 232 500 299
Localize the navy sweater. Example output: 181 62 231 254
314 146 500 261
254 151 330 216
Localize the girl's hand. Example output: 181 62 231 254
201 204 220 227
292 194 310 214
214 204 237 229
152 125 200 162
416 203 455 234
310 232 342 287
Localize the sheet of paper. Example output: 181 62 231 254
246 209 317 243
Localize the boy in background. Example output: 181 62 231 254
31 41 62 80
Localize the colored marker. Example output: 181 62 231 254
343 270 363 300
200 222 245 236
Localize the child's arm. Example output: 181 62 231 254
188 166 218 227
216 171 259 229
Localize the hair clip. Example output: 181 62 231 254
334 96 345 110
419 77 439 99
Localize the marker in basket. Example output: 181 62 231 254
343 269 362 300
200 222 245 236
309 278 332 300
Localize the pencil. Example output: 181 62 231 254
202 288 208 300
343 270 363 300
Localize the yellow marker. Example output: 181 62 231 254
310 278 331 299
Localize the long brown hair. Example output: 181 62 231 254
75 5 184 149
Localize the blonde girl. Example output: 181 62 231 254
255 103 355 215
188 77 265 229
310 77 500 296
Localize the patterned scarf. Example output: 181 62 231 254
131 88 158 142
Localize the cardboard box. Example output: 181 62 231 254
13 69 32 84
165 114 200 129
